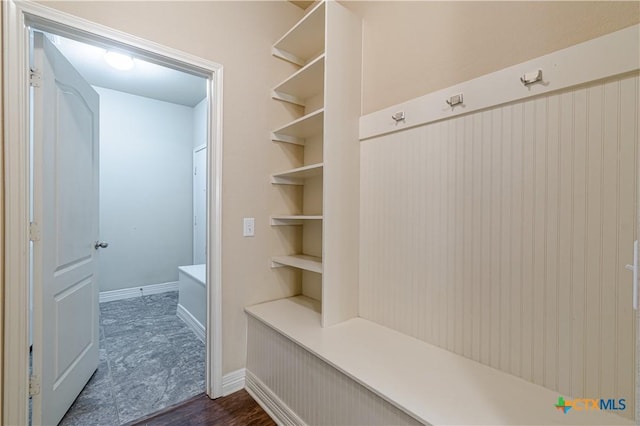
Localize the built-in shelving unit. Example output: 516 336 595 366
267 0 361 327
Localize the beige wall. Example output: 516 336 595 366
345 1 640 114
37 1 303 374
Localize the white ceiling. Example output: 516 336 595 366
49 33 207 107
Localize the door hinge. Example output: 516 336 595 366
29 222 41 241
29 69 41 88
29 375 41 396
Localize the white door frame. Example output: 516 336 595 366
2 2 224 425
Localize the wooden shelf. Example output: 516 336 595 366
271 215 323 226
272 55 325 107
271 163 323 185
271 255 323 274
271 108 324 145
272 1 325 66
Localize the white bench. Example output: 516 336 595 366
246 296 633 425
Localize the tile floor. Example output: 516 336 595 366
58 291 205 426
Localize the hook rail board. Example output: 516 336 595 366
360 24 640 141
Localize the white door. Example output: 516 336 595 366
194 145 207 265
31 32 101 426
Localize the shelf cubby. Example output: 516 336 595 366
272 55 325 107
271 163 323 185
271 108 324 146
272 1 325 66
271 255 323 274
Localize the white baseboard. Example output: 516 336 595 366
245 369 306 426
99 281 179 303
222 368 246 396
176 303 206 343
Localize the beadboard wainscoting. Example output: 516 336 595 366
246 317 421 426
360 73 639 418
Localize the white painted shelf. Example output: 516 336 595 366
272 55 325 107
271 255 322 274
246 297 634 426
272 1 325 66
271 108 324 145
270 215 323 226
271 163 323 185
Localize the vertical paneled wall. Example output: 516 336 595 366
360 74 638 418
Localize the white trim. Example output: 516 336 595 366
176 303 206 343
99 281 179 303
16 1 217 77
2 1 30 424
360 24 640 140
2 2 225 424
245 370 306 426
208 57 224 401
221 368 246 396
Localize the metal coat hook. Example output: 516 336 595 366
446 93 464 107
520 69 543 86
391 111 405 123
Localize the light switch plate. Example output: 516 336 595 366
243 217 255 237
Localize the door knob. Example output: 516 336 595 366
94 241 109 250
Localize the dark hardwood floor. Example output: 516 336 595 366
128 390 276 426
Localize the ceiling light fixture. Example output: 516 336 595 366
104 51 134 71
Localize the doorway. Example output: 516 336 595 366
3 3 224 425
30 30 211 425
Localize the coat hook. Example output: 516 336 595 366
391 111 405 123
446 93 464 107
520 69 543 86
